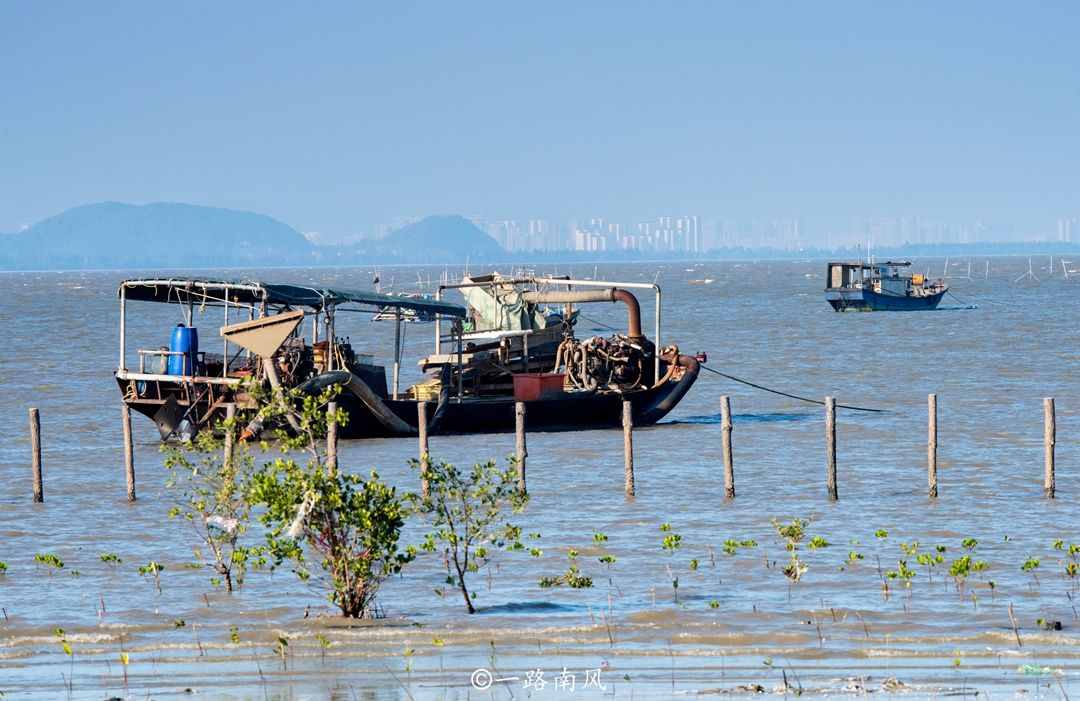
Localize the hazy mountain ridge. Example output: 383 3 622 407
0 204 510 269
0 202 315 269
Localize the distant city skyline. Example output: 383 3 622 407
322 212 1080 252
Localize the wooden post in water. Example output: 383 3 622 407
417 401 430 497
928 394 938 498
223 404 236 470
326 401 338 475
515 401 527 494
622 399 635 497
121 404 135 502
29 407 42 503
825 397 838 500
1044 397 1056 499
720 396 735 498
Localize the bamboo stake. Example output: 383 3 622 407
515 401 527 494
417 401 429 497
720 396 734 498
623 400 635 497
29 408 42 503
121 404 135 502
825 397 837 500
1045 397 1056 499
928 394 938 498
326 400 338 475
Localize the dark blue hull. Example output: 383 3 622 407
825 288 946 312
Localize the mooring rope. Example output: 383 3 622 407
698 363 886 413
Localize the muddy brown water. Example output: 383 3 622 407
1 259 1078 698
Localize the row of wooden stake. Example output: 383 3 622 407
21 394 1063 502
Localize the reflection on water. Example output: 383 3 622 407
1 259 1079 698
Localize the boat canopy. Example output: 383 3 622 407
119 278 467 318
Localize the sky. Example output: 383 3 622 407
1 2 1078 242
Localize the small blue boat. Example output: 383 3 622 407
824 261 947 312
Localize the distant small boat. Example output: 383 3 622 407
824 261 947 312
688 278 715 285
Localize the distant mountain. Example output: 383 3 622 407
0 202 315 269
379 215 505 262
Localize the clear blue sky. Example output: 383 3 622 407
2 2 1078 240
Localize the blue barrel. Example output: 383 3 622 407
168 325 199 376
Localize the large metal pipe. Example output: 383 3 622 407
520 288 643 339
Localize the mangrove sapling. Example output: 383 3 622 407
138 561 164 594
99 553 121 568
772 518 808 584
54 627 74 696
316 632 332 664
33 553 64 573
0 561 7 575
916 545 946 584
411 457 528 614
1021 557 1041 589
539 549 593 589
250 387 413 619
163 409 264 592
659 523 683 602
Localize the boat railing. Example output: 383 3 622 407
117 369 242 386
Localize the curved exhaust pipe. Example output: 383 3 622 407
521 288 642 339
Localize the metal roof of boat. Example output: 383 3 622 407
119 277 467 318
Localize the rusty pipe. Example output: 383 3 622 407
520 288 643 340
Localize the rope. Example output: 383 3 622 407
699 363 886 413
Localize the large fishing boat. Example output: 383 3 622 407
115 274 700 440
824 261 947 311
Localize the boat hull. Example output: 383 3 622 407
825 288 946 312
117 354 701 440
334 355 700 438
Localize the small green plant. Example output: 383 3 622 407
661 533 683 553
99 553 122 567
275 633 289 670
411 457 528 614
874 529 888 540
539 549 593 589
808 536 830 550
1021 557 1041 587
54 627 71 656
847 550 864 564
0 561 7 575
34 553 64 571
772 518 808 583
916 550 945 582
961 538 978 551
689 558 699 571
593 532 608 545
885 560 916 588
138 561 164 594
708 600 720 609
316 632 332 663
229 626 240 644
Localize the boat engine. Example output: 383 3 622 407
555 334 650 391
